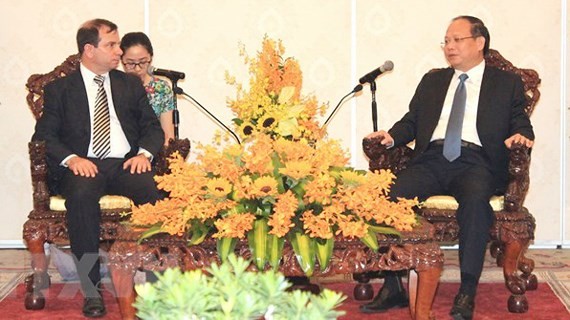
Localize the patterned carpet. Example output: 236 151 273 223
1 248 569 313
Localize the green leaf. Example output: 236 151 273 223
247 219 269 270
367 224 401 237
360 229 379 252
289 232 316 277
188 222 210 246
137 223 165 244
217 237 237 262
267 234 284 270
315 237 334 271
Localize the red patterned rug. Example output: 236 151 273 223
1 281 568 319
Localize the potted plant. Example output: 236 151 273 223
133 254 346 319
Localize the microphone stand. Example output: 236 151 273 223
323 84 362 129
370 80 378 132
173 87 241 145
169 78 181 140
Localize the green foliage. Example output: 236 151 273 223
134 254 346 320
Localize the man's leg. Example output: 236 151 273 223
108 163 161 205
360 160 443 313
60 168 108 318
448 164 495 319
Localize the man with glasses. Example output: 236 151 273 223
33 19 164 318
360 16 534 320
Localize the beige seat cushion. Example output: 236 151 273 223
422 195 504 211
49 195 133 211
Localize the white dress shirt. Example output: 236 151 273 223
430 60 485 146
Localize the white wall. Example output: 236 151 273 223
0 0 566 247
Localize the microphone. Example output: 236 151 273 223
358 60 394 84
322 84 363 128
172 87 241 145
148 66 186 80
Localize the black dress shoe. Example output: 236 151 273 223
450 293 474 320
83 296 106 318
359 289 409 314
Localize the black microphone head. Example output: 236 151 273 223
381 60 394 72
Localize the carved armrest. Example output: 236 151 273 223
503 144 531 212
362 136 412 174
28 141 50 212
155 138 191 176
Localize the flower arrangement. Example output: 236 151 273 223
130 36 418 276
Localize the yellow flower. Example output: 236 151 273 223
268 191 298 237
303 174 336 205
301 210 333 239
206 177 232 198
250 176 279 198
278 160 312 180
212 213 256 239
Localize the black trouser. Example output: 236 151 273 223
60 158 160 297
386 144 496 293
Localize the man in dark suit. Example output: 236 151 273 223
33 19 164 318
359 16 534 320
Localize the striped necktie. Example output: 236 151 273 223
92 75 110 159
443 73 469 162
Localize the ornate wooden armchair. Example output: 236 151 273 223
23 54 191 310
361 49 540 313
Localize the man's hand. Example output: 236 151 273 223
66 156 98 178
366 130 395 147
504 133 534 149
123 154 152 174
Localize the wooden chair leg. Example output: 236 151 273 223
518 253 537 291
502 240 529 313
23 236 50 310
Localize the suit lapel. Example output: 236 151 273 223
67 71 90 128
425 69 454 137
477 67 496 130
109 71 126 124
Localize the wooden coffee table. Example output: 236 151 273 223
108 217 443 320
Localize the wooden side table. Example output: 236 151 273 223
108 218 443 320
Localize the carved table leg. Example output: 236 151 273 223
109 264 137 320
502 240 529 313
352 272 375 301
24 236 50 310
409 267 440 320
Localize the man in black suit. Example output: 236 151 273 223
359 16 534 320
33 19 164 318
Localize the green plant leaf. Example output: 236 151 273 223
359 229 379 252
247 218 269 270
367 224 401 236
217 237 237 262
315 237 334 271
137 223 165 244
289 232 316 277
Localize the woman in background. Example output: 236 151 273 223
120 32 175 145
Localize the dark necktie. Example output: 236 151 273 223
443 73 469 162
92 75 111 159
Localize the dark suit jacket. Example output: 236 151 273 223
388 66 534 190
32 69 164 191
